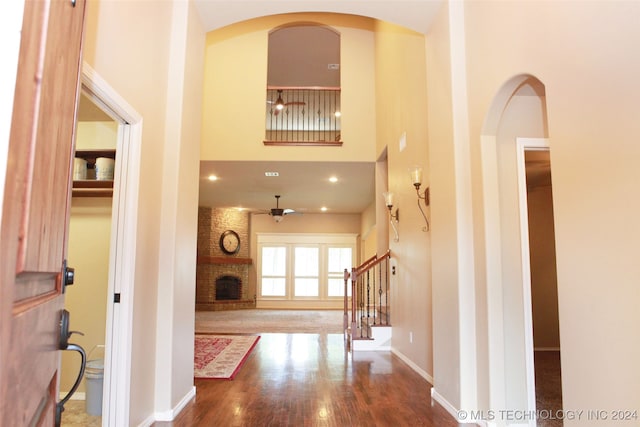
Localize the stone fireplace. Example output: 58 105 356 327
196 207 255 311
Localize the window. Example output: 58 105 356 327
261 246 287 296
294 247 319 296
257 234 356 304
327 247 352 297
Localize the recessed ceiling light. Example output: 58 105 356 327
329 176 338 183
208 175 218 181
321 206 328 212
265 172 279 177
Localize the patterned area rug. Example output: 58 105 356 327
194 334 260 380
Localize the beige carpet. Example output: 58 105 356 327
195 309 344 334
61 400 101 427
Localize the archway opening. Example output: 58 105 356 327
481 75 561 422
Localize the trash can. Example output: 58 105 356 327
85 345 105 416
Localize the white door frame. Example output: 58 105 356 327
81 63 142 427
516 137 550 424
483 135 549 426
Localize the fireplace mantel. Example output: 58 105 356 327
197 256 253 265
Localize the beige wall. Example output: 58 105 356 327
426 0 640 420
360 202 377 260
84 0 204 422
201 13 377 163
84 1 173 420
61 198 112 394
154 0 204 416
76 121 118 149
373 20 433 378
425 1 463 407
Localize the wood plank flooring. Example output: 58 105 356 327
154 332 463 426
61 310 562 426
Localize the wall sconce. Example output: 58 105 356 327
409 166 430 232
382 191 399 242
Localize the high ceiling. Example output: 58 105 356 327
77 88 376 214
199 161 375 214
76 3 549 216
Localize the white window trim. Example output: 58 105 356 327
256 233 357 309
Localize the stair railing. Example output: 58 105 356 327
343 250 391 340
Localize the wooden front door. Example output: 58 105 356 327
0 0 87 425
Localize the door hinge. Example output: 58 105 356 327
114 293 121 303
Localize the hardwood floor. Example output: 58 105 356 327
154 332 463 426
535 351 563 427
62 310 561 426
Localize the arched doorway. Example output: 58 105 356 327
481 75 562 424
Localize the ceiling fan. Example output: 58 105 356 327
258 195 301 222
271 90 306 115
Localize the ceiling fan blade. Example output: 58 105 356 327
284 101 306 106
283 209 302 215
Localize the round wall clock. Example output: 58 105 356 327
219 230 241 255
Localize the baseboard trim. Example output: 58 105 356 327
390 347 434 384
430 388 489 426
154 386 196 422
430 388 459 420
137 415 155 427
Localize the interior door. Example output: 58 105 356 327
0 0 87 425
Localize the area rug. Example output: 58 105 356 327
194 334 260 380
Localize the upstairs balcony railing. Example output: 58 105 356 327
265 86 342 146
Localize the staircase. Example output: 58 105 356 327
343 250 391 351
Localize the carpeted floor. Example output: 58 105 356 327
195 309 344 334
61 400 101 427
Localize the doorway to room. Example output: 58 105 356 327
59 64 143 427
60 89 117 426
518 141 563 422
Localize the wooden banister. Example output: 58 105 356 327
344 251 392 343
355 250 390 276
